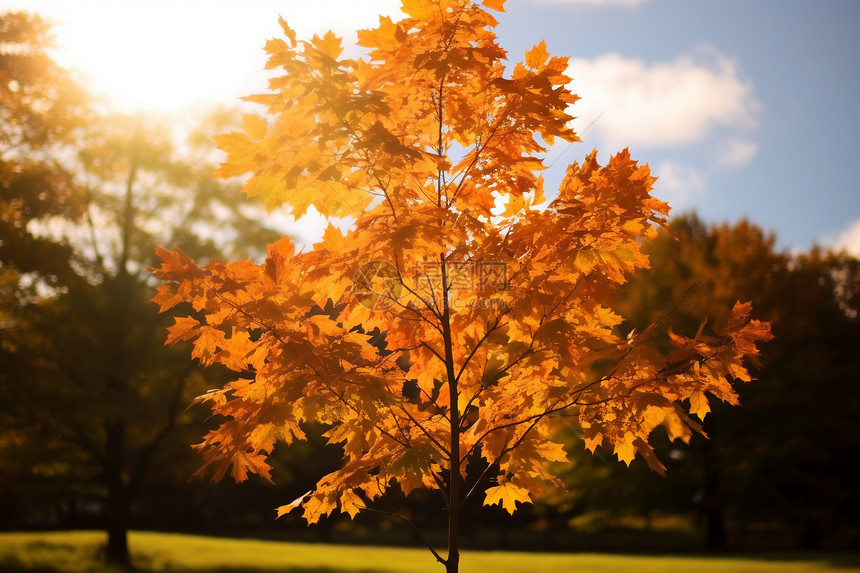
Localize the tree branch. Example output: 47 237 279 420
362 507 447 567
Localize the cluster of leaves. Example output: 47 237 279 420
152 0 771 540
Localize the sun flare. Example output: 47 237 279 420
50 7 267 114
14 1 404 115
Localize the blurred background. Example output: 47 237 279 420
1 1 858 563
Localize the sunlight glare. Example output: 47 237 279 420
20 0 404 114
53 6 266 114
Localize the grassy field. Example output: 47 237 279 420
1 531 858 573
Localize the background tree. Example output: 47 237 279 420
0 9 91 531
548 215 859 550
153 2 771 572
0 11 88 307
0 11 286 565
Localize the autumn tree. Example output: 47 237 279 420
152 1 771 570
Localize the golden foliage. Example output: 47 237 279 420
151 0 771 524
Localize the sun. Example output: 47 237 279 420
48 6 265 114
21 1 405 115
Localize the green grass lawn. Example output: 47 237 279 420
0 531 858 573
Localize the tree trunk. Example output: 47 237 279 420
105 496 130 566
104 419 130 566
102 124 138 568
446 473 460 573
702 441 727 551
441 254 460 573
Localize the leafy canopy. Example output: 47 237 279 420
152 0 771 525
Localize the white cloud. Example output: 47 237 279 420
568 48 759 151
715 138 759 168
652 161 706 211
830 216 860 257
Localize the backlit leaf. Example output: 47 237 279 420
484 482 531 514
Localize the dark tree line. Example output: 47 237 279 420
542 215 860 551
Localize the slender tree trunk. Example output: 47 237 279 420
441 254 460 573
446 415 461 573
101 121 140 568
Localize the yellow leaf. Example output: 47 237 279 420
661 408 692 443
165 316 200 345
242 113 268 141
308 314 342 338
525 40 550 69
400 0 434 19
484 482 531 514
535 440 569 463
313 30 343 59
613 436 636 466
340 489 364 519
689 391 710 420
277 15 297 47
276 491 311 518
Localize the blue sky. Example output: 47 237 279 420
500 0 860 256
4 0 859 254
